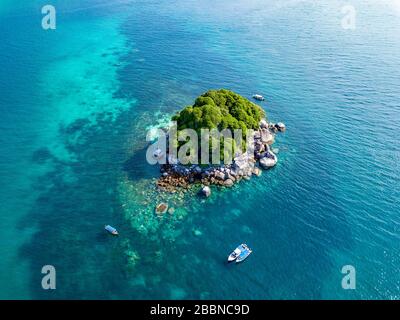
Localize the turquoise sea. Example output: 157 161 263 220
0 0 399 299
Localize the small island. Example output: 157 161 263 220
153 89 285 195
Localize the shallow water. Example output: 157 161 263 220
0 0 399 299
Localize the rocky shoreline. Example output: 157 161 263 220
156 120 285 195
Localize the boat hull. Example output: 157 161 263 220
227 255 237 262
105 225 119 235
227 244 250 262
236 250 252 263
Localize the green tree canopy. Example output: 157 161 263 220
171 89 266 164
172 89 265 132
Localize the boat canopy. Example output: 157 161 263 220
105 225 117 233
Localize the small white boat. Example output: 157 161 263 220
236 244 252 263
228 244 252 262
105 225 119 235
228 245 244 262
253 94 265 101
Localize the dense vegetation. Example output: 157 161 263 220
171 89 266 163
172 89 265 133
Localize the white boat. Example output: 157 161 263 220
253 94 265 101
236 244 252 263
228 244 248 262
105 225 119 235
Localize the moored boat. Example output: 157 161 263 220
228 244 252 262
105 225 119 235
252 94 265 101
236 244 252 263
228 244 245 262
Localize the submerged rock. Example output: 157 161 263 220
126 250 140 268
252 167 262 176
192 229 202 236
201 186 211 197
155 202 168 215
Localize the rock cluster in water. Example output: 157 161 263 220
156 120 285 193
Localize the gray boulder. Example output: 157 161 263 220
260 119 268 129
214 171 225 180
194 166 202 174
261 129 274 144
252 167 262 176
260 156 277 169
223 179 234 187
276 122 286 132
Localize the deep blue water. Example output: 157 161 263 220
0 0 399 299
